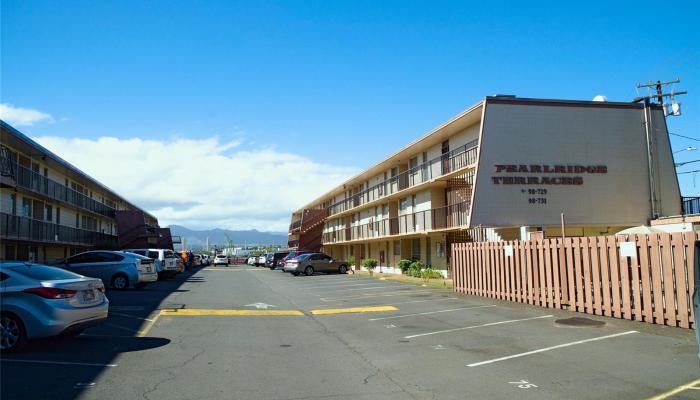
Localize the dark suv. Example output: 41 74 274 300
265 252 289 270
278 250 313 271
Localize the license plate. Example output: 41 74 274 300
82 290 95 302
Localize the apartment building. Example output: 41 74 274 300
0 121 178 263
288 96 681 275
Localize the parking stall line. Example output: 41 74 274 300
310 306 399 315
404 315 554 339
644 378 700 400
0 359 118 367
293 282 394 289
320 289 435 302
466 330 638 367
160 309 305 316
137 311 162 337
368 305 497 321
109 311 156 322
313 285 399 292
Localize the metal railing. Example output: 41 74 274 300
11 162 116 218
322 201 470 243
682 197 700 215
289 220 302 231
0 212 118 247
326 141 478 216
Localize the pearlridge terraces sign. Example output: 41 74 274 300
491 164 608 185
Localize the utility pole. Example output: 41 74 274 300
634 78 687 220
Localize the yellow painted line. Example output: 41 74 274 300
159 309 304 316
645 378 700 400
310 306 399 315
137 311 161 337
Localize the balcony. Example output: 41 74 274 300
289 220 302 231
0 212 118 247
682 197 700 215
326 141 478 217
322 201 470 244
8 161 116 218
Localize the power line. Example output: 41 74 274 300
675 159 700 167
670 132 700 142
678 169 700 175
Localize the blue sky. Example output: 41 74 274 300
1 0 699 230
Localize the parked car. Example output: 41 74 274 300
266 252 289 270
279 250 313 271
284 253 349 276
123 248 179 280
0 262 109 352
213 254 229 266
247 256 257 266
200 255 210 266
174 257 185 273
256 254 268 267
56 251 158 290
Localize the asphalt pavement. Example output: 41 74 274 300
2 264 699 400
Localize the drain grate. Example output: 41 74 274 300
555 317 605 327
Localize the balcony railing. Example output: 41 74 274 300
326 141 478 217
322 201 470 244
289 220 302 231
682 197 700 215
11 162 116 218
0 212 118 247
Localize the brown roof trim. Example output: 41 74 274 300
485 96 663 110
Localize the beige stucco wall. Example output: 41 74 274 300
470 102 681 228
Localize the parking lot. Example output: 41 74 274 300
2 264 699 400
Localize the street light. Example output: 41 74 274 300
674 146 697 154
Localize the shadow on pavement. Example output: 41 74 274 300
1 264 207 400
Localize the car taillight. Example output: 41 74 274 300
23 287 78 299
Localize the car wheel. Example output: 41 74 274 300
111 274 129 290
0 313 27 352
338 265 348 274
304 266 314 276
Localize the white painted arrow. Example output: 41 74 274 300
245 303 277 309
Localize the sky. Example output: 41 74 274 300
1 0 699 232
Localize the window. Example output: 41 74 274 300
400 198 408 212
412 238 421 260
21 198 31 218
10 194 16 215
44 205 53 222
393 240 400 256
56 207 61 224
411 195 416 209
5 245 16 261
148 251 160 259
360 244 366 259
13 264 82 281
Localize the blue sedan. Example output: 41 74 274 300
56 251 158 290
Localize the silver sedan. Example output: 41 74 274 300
0 262 109 352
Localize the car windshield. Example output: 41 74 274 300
9 264 83 281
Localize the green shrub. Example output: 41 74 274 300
408 261 425 278
421 267 443 281
362 258 378 271
347 256 356 266
397 259 413 273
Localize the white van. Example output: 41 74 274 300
124 248 179 279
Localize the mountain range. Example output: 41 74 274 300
167 225 288 249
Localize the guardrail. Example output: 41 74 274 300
325 141 479 217
322 201 470 243
0 212 117 247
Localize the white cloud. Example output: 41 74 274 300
32 135 359 232
0 103 53 126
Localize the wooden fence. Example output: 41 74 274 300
452 232 696 329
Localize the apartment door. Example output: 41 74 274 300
441 140 450 175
